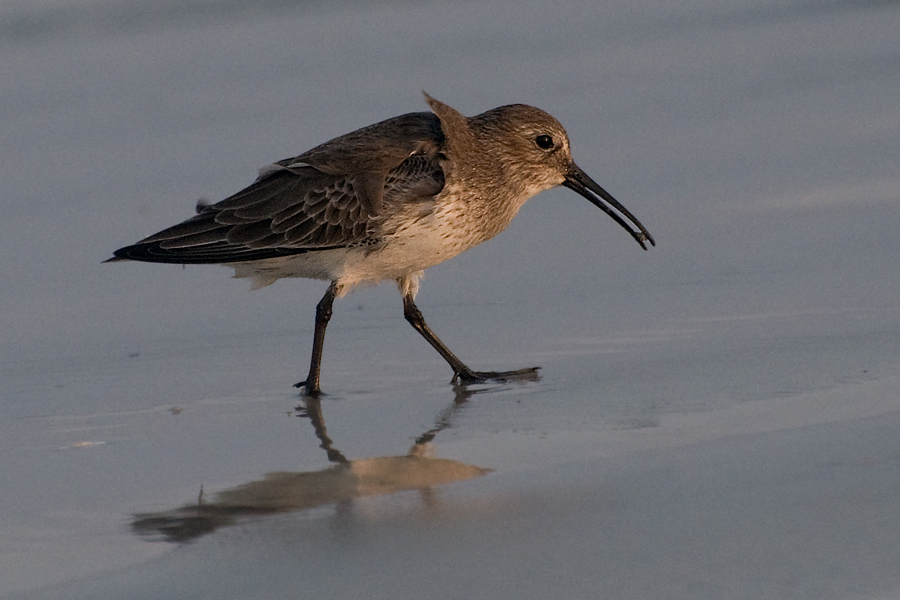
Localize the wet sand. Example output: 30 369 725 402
2 0 900 597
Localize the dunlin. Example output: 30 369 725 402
107 93 654 395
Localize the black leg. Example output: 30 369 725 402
295 283 337 396
402 293 540 384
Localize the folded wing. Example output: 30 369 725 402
110 112 445 264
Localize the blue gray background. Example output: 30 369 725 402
2 0 900 598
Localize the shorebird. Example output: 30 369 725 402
107 93 654 395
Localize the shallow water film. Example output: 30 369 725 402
2 0 900 598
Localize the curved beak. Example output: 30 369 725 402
562 163 655 250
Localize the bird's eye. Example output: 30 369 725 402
535 135 554 150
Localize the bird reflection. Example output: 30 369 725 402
131 386 489 543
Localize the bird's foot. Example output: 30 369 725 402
293 379 322 397
453 366 541 385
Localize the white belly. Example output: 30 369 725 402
228 189 523 294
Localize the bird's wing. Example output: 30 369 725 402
110 113 445 264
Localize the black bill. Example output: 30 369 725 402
563 163 655 250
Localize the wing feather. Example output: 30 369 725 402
110 112 446 265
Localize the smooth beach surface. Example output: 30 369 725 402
2 0 900 598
